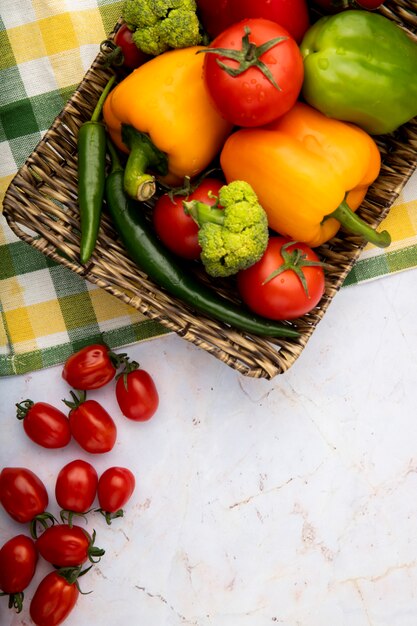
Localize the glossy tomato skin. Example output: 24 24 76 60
36 524 91 567
0 467 48 523
116 370 159 422
68 399 117 454
19 401 71 449
30 571 79 626
203 19 304 127
62 344 116 390
114 23 150 69
55 460 98 513
153 178 223 260
98 467 136 513
196 0 310 43
0 534 38 594
237 237 325 320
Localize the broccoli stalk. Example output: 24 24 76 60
184 180 269 278
122 0 204 56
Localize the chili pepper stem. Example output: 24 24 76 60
122 125 168 202
329 200 391 248
90 75 116 123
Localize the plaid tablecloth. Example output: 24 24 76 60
1 1 416 376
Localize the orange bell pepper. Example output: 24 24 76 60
220 102 390 248
103 46 232 200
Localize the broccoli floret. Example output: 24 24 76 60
122 0 203 56
183 181 269 278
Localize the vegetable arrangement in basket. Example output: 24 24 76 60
78 0 417 335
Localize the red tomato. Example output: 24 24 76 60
202 19 304 127
0 534 38 612
30 571 79 626
98 467 136 521
65 391 117 454
36 524 104 567
114 23 150 69
237 237 325 320
116 368 159 422
153 178 223 260
62 344 116 390
0 467 49 523
196 0 310 43
16 399 71 449
55 459 98 514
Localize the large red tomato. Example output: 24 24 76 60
153 177 223 260
196 0 310 43
202 18 304 127
237 237 325 320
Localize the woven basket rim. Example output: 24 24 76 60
3 0 417 379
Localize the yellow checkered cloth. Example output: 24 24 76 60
0 0 416 375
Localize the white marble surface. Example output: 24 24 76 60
1 268 417 626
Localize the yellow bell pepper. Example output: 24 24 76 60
103 46 233 200
220 102 390 248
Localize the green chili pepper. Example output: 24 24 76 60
300 11 417 135
105 141 299 340
77 75 116 264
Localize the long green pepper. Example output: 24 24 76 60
77 75 116 264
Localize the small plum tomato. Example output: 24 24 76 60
16 399 71 449
0 534 38 613
97 467 136 524
115 362 159 422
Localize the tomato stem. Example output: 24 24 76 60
96 507 125 525
30 512 58 540
0 591 25 613
15 399 34 420
263 241 326 297
198 26 288 89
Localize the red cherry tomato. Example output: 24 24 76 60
153 178 223 260
0 467 49 523
202 18 304 127
55 459 98 514
65 391 117 454
196 0 310 43
114 23 150 69
16 400 71 449
98 467 136 522
0 534 38 613
237 237 325 320
62 344 117 390
30 571 79 626
36 524 104 567
116 367 159 422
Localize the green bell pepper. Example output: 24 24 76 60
300 10 417 135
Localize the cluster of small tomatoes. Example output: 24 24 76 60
0 343 159 626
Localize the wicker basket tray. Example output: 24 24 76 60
3 1 417 379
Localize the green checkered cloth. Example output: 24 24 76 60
1 1 417 375
0 0 169 376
